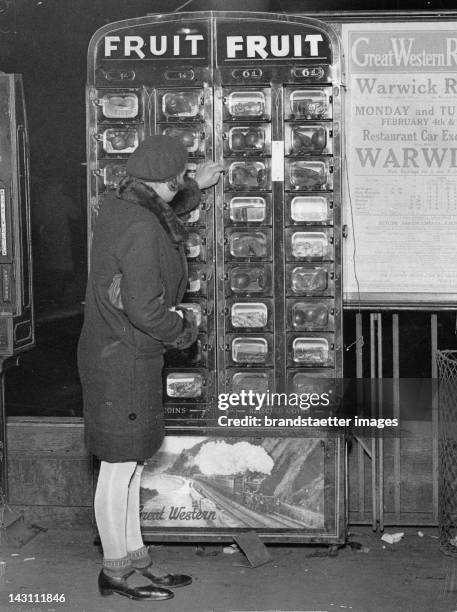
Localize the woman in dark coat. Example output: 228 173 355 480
78 135 222 601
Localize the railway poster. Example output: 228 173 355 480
342 23 457 307
140 436 327 531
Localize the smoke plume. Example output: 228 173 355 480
193 441 274 475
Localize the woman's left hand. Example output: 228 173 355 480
194 161 224 190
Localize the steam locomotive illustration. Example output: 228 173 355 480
194 473 279 514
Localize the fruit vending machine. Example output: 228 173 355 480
87 12 345 543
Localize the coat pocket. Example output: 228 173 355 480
130 355 165 441
84 342 135 432
132 355 164 415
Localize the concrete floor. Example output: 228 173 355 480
0 526 455 612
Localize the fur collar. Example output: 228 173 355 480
117 177 187 243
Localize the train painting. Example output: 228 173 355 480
140 435 343 540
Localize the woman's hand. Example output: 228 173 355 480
164 307 198 350
194 161 224 190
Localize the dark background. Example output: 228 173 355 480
2 0 457 416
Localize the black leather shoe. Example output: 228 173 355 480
137 564 193 588
98 569 174 600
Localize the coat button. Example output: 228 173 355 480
128 413 137 421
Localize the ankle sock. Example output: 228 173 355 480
103 554 133 578
128 545 151 569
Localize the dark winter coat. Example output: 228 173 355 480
77 177 200 462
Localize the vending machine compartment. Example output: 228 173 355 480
186 263 210 297
286 123 332 156
223 124 271 156
223 88 271 121
227 370 273 395
164 370 206 401
287 333 335 367
225 194 271 225
284 87 332 120
227 334 273 366
286 229 333 262
183 231 206 261
225 228 272 260
179 204 202 226
94 160 126 190
157 89 204 121
225 263 272 296
286 194 333 225
159 124 205 156
165 334 209 367
225 160 270 190
286 263 335 296
225 298 272 332
286 158 333 191
287 369 338 403
176 300 209 332
96 90 143 122
99 126 143 155
287 298 334 331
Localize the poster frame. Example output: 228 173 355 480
313 11 457 310
140 430 346 544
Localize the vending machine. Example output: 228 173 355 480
87 12 345 543
0 72 34 500
0 74 33 357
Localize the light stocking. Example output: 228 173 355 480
126 463 151 567
94 460 137 575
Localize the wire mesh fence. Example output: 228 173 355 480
438 350 457 558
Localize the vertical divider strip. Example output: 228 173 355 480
203 20 216 420
212 27 225 406
355 312 365 520
370 313 377 530
392 313 401 521
431 313 438 523
377 313 384 531
271 84 285 393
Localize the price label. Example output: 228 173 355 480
104 70 136 81
271 141 284 182
231 68 263 80
291 66 325 79
164 70 195 81
0 188 6 256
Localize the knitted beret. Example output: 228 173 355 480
126 135 188 182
